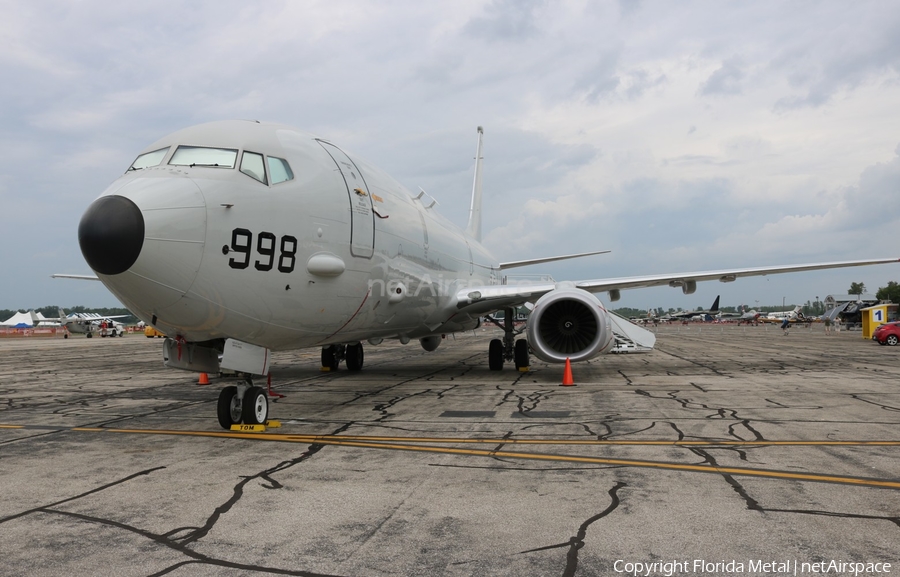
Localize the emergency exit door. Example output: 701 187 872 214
318 141 375 258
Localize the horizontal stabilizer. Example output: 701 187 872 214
52 274 100 281
500 250 611 270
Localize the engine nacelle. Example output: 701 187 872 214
525 289 613 363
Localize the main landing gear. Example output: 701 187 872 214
321 343 364 371
217 380 269 430
485 307 529 372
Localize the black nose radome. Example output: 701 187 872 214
78 195 145 275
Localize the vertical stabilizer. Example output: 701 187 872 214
465 126 484 241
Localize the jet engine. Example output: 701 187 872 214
525 289 612 363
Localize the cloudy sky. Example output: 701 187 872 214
2 0 900 312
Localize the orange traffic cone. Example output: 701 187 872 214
560 358 576 386
197 372 210 385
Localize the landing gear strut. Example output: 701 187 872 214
321 344 345 370
321 343 364 371
486 307 529 371
216 380 269 429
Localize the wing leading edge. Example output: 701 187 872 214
574 258 900 292
457 257 900 314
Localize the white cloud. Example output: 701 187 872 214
699 56 745 96
3 0 900 309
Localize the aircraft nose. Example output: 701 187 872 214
78 195 145 275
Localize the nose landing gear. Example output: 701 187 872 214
216 381 269 430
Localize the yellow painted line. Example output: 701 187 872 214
4 424 900 447
74 428 900 447
302 439 900 491
258 435 900 447
6 424 897 490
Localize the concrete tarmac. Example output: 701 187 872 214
1 325 898 576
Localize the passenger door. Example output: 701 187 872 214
317 141 375 258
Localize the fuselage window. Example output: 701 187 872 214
267 156 294 184
240 151 267 184
129 147 169 171
169 146 237 168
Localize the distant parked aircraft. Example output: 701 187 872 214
760 306 806 323
718 305 761 324
671 296 720 321
32 309 129 338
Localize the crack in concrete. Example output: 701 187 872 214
519 481 627 576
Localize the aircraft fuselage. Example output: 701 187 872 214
80 121 497 350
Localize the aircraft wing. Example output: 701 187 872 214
456 257 899 313
572 258 900 293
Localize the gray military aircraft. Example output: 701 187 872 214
69 120 899 428
670 295 720 321
718 305 762 324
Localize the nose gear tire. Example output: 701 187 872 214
217 386 241 429
242 386 268 425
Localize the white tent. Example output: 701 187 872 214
0 311 50 327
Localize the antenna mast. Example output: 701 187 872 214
465 126 484 241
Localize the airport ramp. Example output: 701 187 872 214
608 311 656 353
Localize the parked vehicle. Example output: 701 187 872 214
144 326 165 338
873 321 900 346
99 319 125 337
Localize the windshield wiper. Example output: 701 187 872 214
189 163 222 168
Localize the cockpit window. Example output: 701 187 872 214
240 151 267 184
169 146 237 168
129 147 169 171
267 156 294 184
